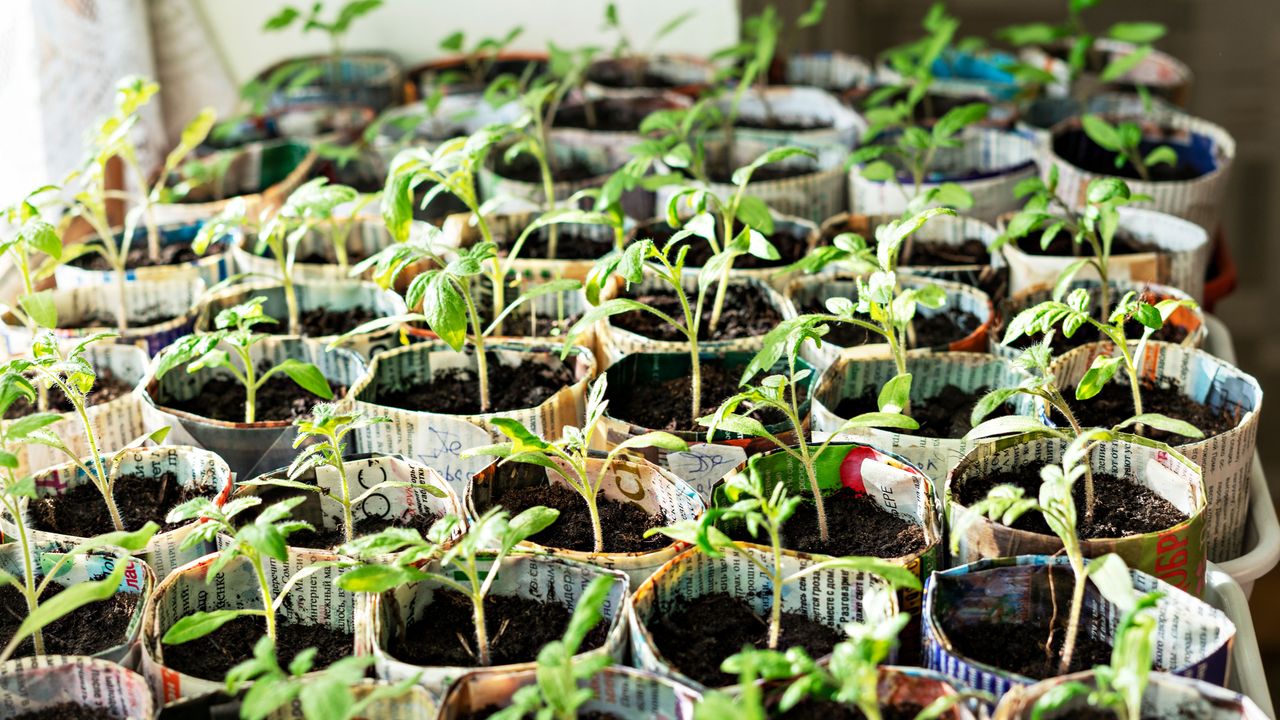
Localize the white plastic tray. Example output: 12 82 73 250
1205 564 1274 718
1202 315 1280 596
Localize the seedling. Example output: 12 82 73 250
1080 115 1178 183
701 313 918 544
1004 288 1202 431
194 177 361 334
466 375 687 553
626 100 723 187
490 575 615 720
953 429 1143 674
2 186 62 334
995 170 1151 319
438 27 527 88
227 636 421 720
211 62 326 146
665 145 815 331
601 3 696 60
238 403 447 546
648 471 920 650
693 648 770 720
172 149 238 203
1030 555 1163 720
15 332 170 532
336 506 559 666
162 496 319 645
264 1 384 84
154 297 334 424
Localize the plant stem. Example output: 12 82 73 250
468 558 491 666
1058 551 1087 675
788 361 829 543
251 555 277 641
460 278 491 412
585 490 604 554
72 397 125 532
115 267 128 333
767 529 784 649
3 486 43 655
242 349 258 424
332 437 354 544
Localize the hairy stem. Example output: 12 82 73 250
767 530 784 650
242 349 258 424
461 279 491 412
70 396 125 532
332 437 354 544
1058 551 1087 675
252 555 277 642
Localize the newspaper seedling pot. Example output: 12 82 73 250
54 221 236 290
991 279 1205 361
0 543 153 666
7 445 233 581
784 52 876 95
479 139 634 215
151 139 315 227
1044 112 1235 232
371 95 523 168
596 351 813 502
875 49 1029 104
258 52 402 111
715 443 941 662
1014 92 1181 148
368 552 630 697
1020 39 1194 109
923 556 1235 699
820 211 1007 301
0 656 155 720
438 665 701 719
812 352 1030 491
785 275 994 371
628 545 902 692
726 86 864 148
584 54 714 99
848 127 1038 224
347 340 596 497
999 206 1212 303
194 280 407 360
995 671 1266 720
655 137 849 225
406 52 548 99
554 91 692 168
140 336 367 481
140 552 362 704
1051 341 1263 562
1 277 204 357
467 453 705 589
153 681 437 720
947 432 1209 595
594 275 796 369
233 453 464 559
15 343 150 479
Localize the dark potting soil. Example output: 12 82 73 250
587 61 681 89
370 354 575 415
635 218 811 269
1069 378 1236 444
555 98 666 132
834 385 1010 440
28 472 210 537
613 284 782 342
1053 128 1205 182
777 699 927 720
11 703 122 720
608 361 784 433
260 306 379 338
71 240 226 271
707 157 815 184
1017 227 1152 257
727 487 926 558
161 614 351 681
946 612 1116 680
4 368 134 419
498 222 614 260
956 467 1187 539
461 709 620 720
480 480 666 554
803 299 980 349
1012 311 1190 356
648 592 842 687
61 310 179 329
735 116 835 132
389 588 611 667
493 153 601 184
263 505 439 551
0 583 139 658
819 219 990 267
162 373 347 424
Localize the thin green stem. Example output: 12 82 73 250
767 524 784 650
460 278 491 412
2 487 43 655
251 554 277 642
1058 548 1087 674
239 347 258 424
330 432 354 544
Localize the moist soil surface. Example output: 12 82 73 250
802 299 980 349
4 368 134 418
706 156 815 184
587 61 682 89
1017 227 1152 257
62 311 179 329
1069 378 1236 444
635 218 812 269
835 385 1008 440
819 220 990 266
162 615 351 681
389 589 611 667
71 241 226 271
11 704 122 720
1053 128 1205 182
608 361 784 433
29 471 211 537
647 592 842 687
493 153 601 184
956 467 1187 539
497 223 614 260
369 355 575 415
726 487 926 558
613 284 782 342
777 699 927 720
0 584 139 658
555 98 670 132
479 480 666 553
735 116 835 132
163 373 347 424
260 306 379 338
274 511 439 552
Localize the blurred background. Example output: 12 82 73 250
2 0 1276 704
